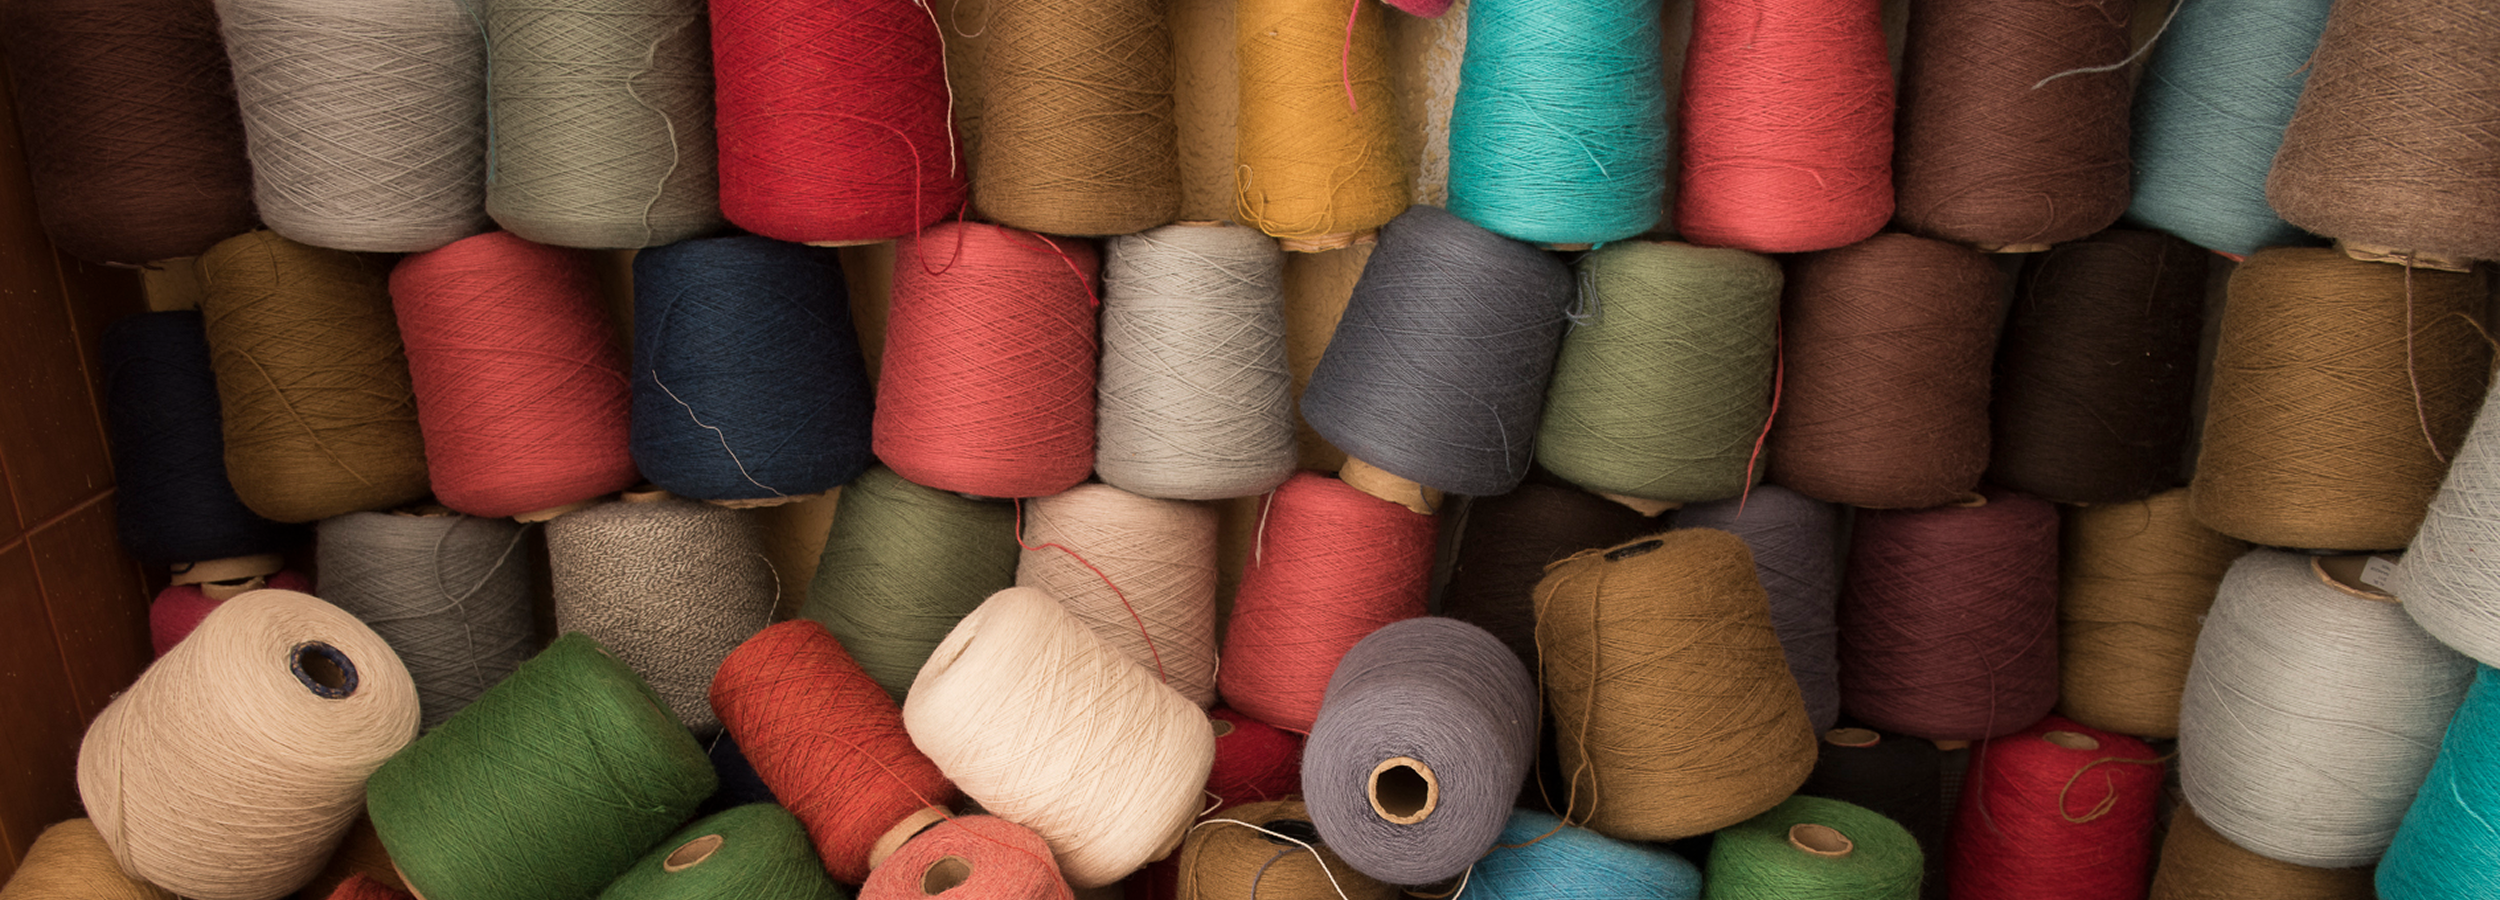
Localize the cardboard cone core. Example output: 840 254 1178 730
1788 823 1854 857
2313 555 2399 603
707 491 829 510
513 500 593 523
922 856 974 895
1340 457 1442 514
1597 492 1679 516
1210 718 1236 738
1280 230 1375 253
1824 727 1881 749
1981 243 2052 254
170 553 284 586
663 834 724 872
200 574 269 601
870 807 952 872
2043 730 2100 751
1369 756 1438 824
622 487 671 504
2338 240 2473 272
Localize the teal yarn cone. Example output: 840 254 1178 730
1445 0 1667 245
800 465 1020 702
1705 795 1922 900
1471 810 1701 900
2127 0 2331 257
368 633 716 900
2379 665 2500 899
598 804 851 900
1535 241 1778 503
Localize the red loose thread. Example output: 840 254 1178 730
390 231 639 518
1676 0 1894 253
711 0 965 244
710 620 959 884
876 223 1100 499
1216 471 1435 733
1951 715 2164 900
150 570 311 657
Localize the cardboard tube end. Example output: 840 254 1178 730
1340 458 1442 515
169 553 285 587
1368 756 1439 825
2042 730 2101 751
663 834 724 872
869 807 951 873
1788 823 1854 858
1823 727 1881 749
1597 492 1680 516
2337 240 2474 272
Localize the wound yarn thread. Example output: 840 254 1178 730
1535 529 1818 841
1675 0 1893 253
1235 0 1409 245
1892 0 2133 249
0 819 178 900
1217 471 1436 733
976 0 1178 236
1706 794 1923 900
1767 232 2002 509
198 231 430 523
2126 0 2333 258
2376 665 2500 899
1096 223 1297 501
215 0 488 252
2153 804 2375 900
1948 717 2163 900
548 493 778 734
1016 483 1221 707
391 231 639 518
2390 382 2500 668
1535 241 1780 505
2180 549 2475 868
1795 727 1947 884
905 587 1215 888
1302 617 1538 884
79 590 420 900
1444 0 1667 245
1989 229 2209 505
1678 486 1844 734
0 0 255 264
316 511 535 731
2266 0 2500 263
325 875 412 900
862 816 1074 900
484 0 720 249
711 0 963 244
710 620 958 884
366 633 717 900
1206 707 1306 811
101 311 297 567
877 223 1099 499
2189 246 2490 551
1472 809 1702 900
1300 205 1574 496
2058 489 2245 739
1838 489 2061 741
1178 801 1398 900
802 465 1020 703
594 804 847 900
1440 483 1661 672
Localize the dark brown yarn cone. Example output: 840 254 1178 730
1441 483 1661 671
1768 232 2002 509
0 0 256 264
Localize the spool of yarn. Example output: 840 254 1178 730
0 0 255 264
975 0 1176 236
1096 223 1296 501
1678 486 1844 734
1016 483 1220 707
697 732 780 817
102 311 299 568
2267 0 2500 266
2058 489 2244 739
1892 0 2132 250
1217 471 1435 733
1796 727 1946 878
876 222 1098 499
1301 617 1535 884
1179 801 1398 900
1234 0 1408 248
548 492 777 734
199 231 430 522
392 231 638 518
1536 241 1779 505
1477 810 1703 900
2152 804 2374 900
710 620 958 883
1441 483 1660 671
1706 794 1923 900
317 510 535 730
1989 229 2209 505
483 0 718 248
1674 0 1892 253
632 235 874 502
1838 489 2061 741
2188 246 2489 551
2127 0 2333 258
596 804 846 900
2378 665 2500 899
0 819 177 900
1300 205 1573 497
152 570 311 660
2394 386 2500 668
2180 548 2474 867
1444 0 1666 245
862 816 1074 900
79 589 419 900
1206 707 1305 811
327 876 412 900
299 817 404 900
904 587 1215 888
367 633 717 900
1950 717 2164 900
1534 529 1817 841
1766 232 2002 509
710 0 962 244
215 0 487 251
802 465 1020 702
